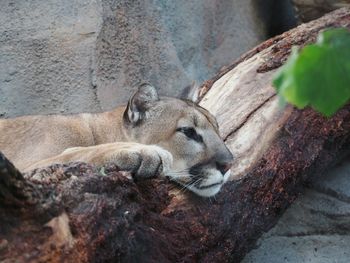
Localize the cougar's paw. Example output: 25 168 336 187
115 145 173 179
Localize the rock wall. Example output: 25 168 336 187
242 158 350 263
0 0 103 117
292 0 350 22
0 0 295 118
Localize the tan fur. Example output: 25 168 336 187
0 85 233 197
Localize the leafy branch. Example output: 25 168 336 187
273 28 350 117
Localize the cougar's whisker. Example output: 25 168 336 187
175 177 202 195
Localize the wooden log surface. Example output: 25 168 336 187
200 6 350 179
1 7 350 263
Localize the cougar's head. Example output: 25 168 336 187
123 84 233 197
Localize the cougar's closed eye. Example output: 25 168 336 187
176 127 203 143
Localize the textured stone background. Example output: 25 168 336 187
292 0 350 22
242 158 350 263
0 0 296 117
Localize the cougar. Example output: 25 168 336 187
0 84 233 197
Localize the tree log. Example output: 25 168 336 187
1 7 350 263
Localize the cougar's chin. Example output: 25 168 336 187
166 169 231 197
187 183 223 197
189 169 230 197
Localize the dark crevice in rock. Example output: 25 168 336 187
275 231 350 237
311 184 350 204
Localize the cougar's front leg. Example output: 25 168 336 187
25 142 173 178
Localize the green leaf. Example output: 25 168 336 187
273 28 350 117
99 167 107 176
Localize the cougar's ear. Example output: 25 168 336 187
124 83 159 125
180 81 199 102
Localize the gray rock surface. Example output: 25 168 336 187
0 0 295 118
242 158 350 263
292 0 350 22
0 0 103 117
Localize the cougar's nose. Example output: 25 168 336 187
216 161 233 175
215 147 233 175
215 151 234 175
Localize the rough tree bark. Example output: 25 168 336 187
1 7 350 263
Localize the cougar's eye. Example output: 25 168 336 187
176 127 203 143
